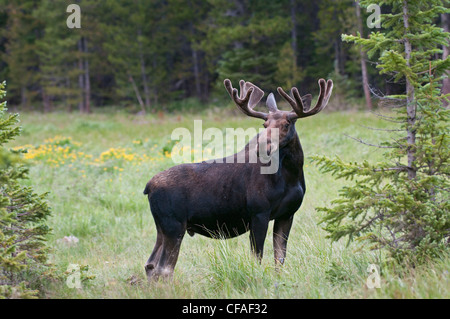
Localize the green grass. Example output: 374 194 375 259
8 108 449 299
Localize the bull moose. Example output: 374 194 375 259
143 78 333 280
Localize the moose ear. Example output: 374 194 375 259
266 93 278 113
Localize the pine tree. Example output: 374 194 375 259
101 0 149 111
201 0 291 93
0 81 52 298
34 0 81 112
0 1 42 108
314 0 450 264
275 41 305 89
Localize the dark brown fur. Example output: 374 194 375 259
143 78 332 280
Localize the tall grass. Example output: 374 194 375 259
8 108 449 299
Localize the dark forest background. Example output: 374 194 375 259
0 0 448 113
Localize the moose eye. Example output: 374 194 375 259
284 123 290 129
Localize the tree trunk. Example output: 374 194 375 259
129 72 145 111
334 40 341 75
441 13 450 107
290 0 298 59
66 75 72 112
152 57 158 108
138 28 150 112
203 71 209 101
20 87 27 108
188 20 202 101
192 47 202 100
78 38 85 113
355 1 373 110
42 88 51 113
83 37 91 113
403 0 416 180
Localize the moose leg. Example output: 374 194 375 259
153 230 185 279
144 225 163 279
273 215 293 266
249 213 270 262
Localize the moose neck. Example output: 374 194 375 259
279 132 305 186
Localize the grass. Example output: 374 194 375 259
8 107 449 299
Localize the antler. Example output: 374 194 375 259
224 79 267 120
277 79 333 119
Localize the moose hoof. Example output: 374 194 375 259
144 263 155 278
144 263 155 271
145 264 174 282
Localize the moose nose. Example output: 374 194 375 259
258 127 279 157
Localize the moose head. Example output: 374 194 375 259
224 78 333 158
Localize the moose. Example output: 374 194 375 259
143 78 333 280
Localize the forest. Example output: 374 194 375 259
1 0 437 112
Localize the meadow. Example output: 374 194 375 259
8 106 449 299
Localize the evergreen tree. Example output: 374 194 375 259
101 0 152 111
0 81 52 298
314 0 450 264
201 0 291 94
34 0 81 112
275 41 305 89
0 1 42 108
